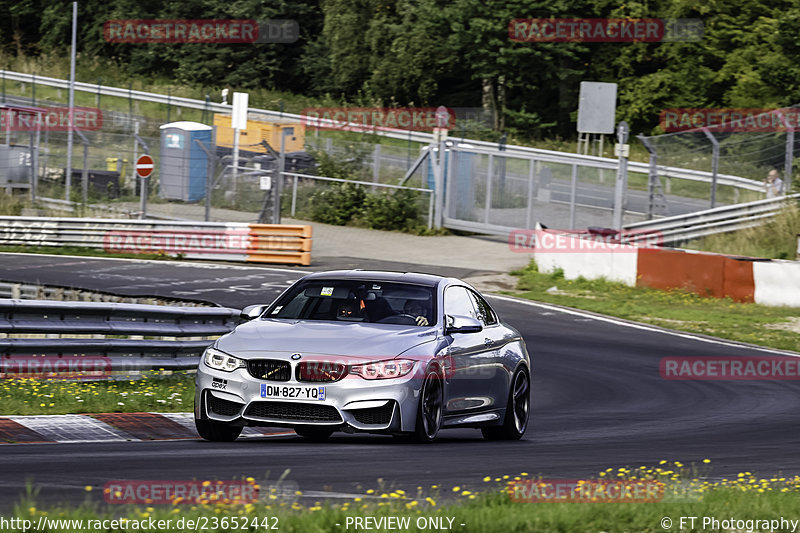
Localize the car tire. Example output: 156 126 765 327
482 367 530 441
294 426 334 442
413 366 443 443
195 417 243 442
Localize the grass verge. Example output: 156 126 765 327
0 244 186 261
8 464 800 532
0 372 193 416
512 262 800 352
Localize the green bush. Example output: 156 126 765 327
362 188 420 230
309 182 366 225
0 191 23 216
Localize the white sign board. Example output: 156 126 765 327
259 175 272 190
577 82 617 134
232 92 249 130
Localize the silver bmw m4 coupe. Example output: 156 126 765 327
194 270 531 443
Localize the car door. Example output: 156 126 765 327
465 289 509 403
442 285 495 416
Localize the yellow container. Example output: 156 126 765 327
105 157 129 176
213 114 305 153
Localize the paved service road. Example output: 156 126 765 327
0 255 798 509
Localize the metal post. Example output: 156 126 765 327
485 154 493 224
526 159 534 229
131 120 138 193
612 121 629 230
785 127 794 195
427 190 434 230
73 128 89 205
569 163 577 229
436 138 447 229
139 173 147 219
81 141 88 204
406 130 412 170
638 135 658 219
372 144 381 190
134 130 150 220
272 130 287 224
128 82 133 131
167 87 171 123
291 174 298 217
232 126 240 195
31 72 36 107
31 114 40 202
701 128 719 208
205 126 216 222
65 1 77 201
442 148 454 222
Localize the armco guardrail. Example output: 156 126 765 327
0 69 763 193
623 194 800 245
0 300 239 373
0 216 312 265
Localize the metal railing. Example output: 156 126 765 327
0 216 312 265
0 69 764 193
623 194 800 245
0 299 239 371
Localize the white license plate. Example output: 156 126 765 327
260 384 326 401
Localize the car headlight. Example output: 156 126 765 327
350 359 415 379
203 347 246 372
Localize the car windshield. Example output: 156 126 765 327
266 280 436 326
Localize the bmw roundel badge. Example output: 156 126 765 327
291 353 302 360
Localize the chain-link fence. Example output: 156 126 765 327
638 107 799 218
0 71 779 234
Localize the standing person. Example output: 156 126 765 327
765 169 784 198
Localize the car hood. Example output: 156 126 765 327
216 318 438 358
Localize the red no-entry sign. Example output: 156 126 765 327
135 154 154 178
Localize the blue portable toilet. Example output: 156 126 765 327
159 121 212 202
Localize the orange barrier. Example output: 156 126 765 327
637 248 755 302
246 224 312 265
722 257 755 303
638 248 725 297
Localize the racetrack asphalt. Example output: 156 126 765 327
0 254 798 509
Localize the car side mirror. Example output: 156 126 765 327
445 314 483 335
240 304 269 321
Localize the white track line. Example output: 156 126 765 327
0 252 309 274
487 294 800 357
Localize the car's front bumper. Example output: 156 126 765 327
194 361 424 433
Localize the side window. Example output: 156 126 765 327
468 290 498 326
444 286 479 323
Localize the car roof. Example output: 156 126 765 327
300 270 447 287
